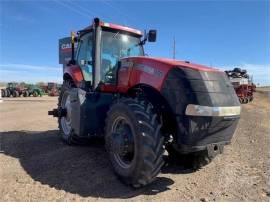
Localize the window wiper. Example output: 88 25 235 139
113 32 119 38
127 43 139 55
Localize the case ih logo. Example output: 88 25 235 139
121 61 133 68
61 43 78 52
134 64 164 77
59 37 78 64
120 60 163 77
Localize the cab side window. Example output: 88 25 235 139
76 32 93 82
100 31 119 84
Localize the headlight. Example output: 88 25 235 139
185 104 241 117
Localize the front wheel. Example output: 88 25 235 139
105 98 164 188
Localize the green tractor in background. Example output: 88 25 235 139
1 83 44 98
24 85 43 97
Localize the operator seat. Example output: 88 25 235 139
102 58 115 83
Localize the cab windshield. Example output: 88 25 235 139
100 30 143 83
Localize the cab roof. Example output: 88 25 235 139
82 20 143 37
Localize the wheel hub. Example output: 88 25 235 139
60 93 72 135
111 117 135 168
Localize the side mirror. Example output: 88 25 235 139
148 30 157 42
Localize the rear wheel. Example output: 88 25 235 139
12 90 19 97
105 98 164 188
1 89 6 97
33 91 38 97
58 80 81 145
23 91 29 97
239 98 243 104
6 89 10 97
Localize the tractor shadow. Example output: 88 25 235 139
0 130 175 199
161 156 198 175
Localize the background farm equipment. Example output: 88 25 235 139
1 82 58 98
1 82 28 97
47 83 60 96
48 87 59 96
30 88 43 97
225 68 256 104
24 85 43 97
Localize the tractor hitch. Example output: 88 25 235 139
48 107 67 118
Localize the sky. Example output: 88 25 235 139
0 0 269 85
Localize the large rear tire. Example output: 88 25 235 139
58 80 81 145
1 89 6 97
33 91 38 97
23 91 29 97
6 89 10 97
105 98 164 188
12 90 19 97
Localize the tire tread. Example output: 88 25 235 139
105 97 164 188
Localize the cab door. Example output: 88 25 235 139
76 32 94 83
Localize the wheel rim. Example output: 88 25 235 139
111 116 135 169
60 92 72 135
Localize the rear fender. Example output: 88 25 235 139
63 65 84 87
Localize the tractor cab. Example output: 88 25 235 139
7 82 17 89
63 18 156 90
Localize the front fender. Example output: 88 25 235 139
117 57 170 93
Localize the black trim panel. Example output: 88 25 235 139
161 67 240 150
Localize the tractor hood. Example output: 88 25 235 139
145 57 221 72
119 56 239 109
122 56 222 73
119 56 226 93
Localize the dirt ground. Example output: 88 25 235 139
0 92 269 202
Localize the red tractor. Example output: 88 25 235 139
49 18 241 187
39 82 59 95
47 82 60 96
225 68 256 104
